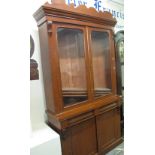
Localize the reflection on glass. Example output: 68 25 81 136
57 28 88 106
91 31 112 98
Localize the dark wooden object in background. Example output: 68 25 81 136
115 31 124 137
34 1 123 155
30 35 39 80
30 59 39 80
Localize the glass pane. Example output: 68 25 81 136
91 31 112 98
57 28 88 106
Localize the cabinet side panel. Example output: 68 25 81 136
114 107 121 139
61 130 73 155
38 23 55 113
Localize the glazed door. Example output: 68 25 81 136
55 24 90 107
54 25 116 108
88 28 114 99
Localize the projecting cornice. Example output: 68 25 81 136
33 2 117 27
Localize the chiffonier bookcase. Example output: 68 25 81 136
33 1 123 155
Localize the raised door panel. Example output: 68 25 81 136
61 118 98 155
71 118 97 155
96 106 121 154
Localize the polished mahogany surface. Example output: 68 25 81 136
34 2 122 155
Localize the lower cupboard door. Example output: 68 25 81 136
96 107 121 154
61 118 98 155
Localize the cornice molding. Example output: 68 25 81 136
33 2 117 27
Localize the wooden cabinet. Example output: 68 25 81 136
33 1 123 155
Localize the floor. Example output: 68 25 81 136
105 142 124 155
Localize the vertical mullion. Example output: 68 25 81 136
109 30 117 95
85 26 94 101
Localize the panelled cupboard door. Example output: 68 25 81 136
61 118 98 155
96 107 121 154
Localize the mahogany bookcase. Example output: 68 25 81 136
33 1 123 155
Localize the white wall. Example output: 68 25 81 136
30 0 50 131
30 0 124 155
30 31 46 131
30 1 62 155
